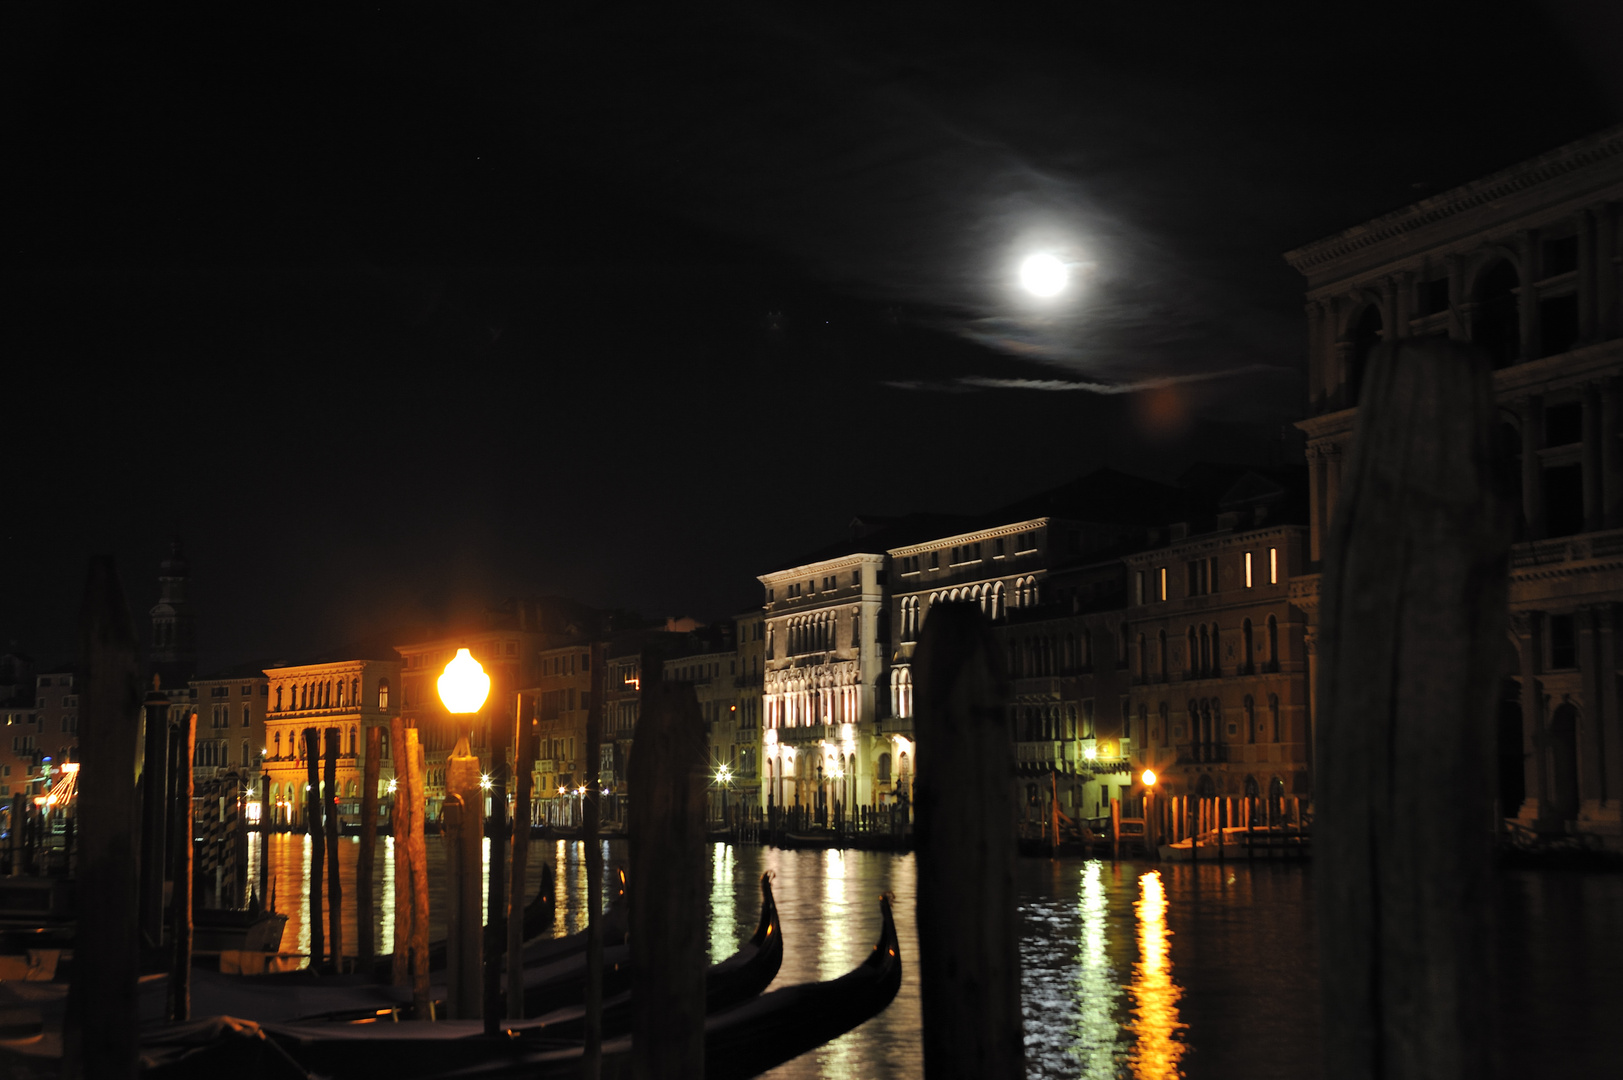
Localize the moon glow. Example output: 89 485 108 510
1019 253 1068 297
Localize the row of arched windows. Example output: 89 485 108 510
1133 617 1280 683
269 725 375 760
193 739 250 768
1005 631 1092 678
273 678 390 714
787 612 839 655
1014 703 1080 741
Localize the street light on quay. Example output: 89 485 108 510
437 646 491 1020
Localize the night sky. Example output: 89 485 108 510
5 2 1620 671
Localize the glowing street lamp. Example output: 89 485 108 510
439 648 491 715
1142 770 1157 788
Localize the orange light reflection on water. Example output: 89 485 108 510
1128 869 1186 1079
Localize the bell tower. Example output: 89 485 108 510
149 538 197 686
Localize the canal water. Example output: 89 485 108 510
254 836 1622 1078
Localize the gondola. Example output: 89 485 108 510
143 892 897 1080
515 871 778 1023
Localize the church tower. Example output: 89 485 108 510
149 539 197 687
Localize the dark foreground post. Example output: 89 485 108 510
406 728 431 1017
168 706 195 1021
358 724 381 968
63 559 142 1080
1318 340 1512 1080
584 642 606 1074
628 679 708 1080
324 727 342 970
484 720 507 1036
445 732 483 1019
507 695 536 1020
304 728 325 972
138 681 169 948
391 716 412 990
913 602 1023 1078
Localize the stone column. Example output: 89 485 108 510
1577 208 1597 344
1593 201 1617 340
1576 607 1606 812
1306 301 1325 410
444 732 483 1019
1446 254 1465 341
1324 445 1342 535
1308 448 1325 563
1382 276 1403 340
1334 340 1355 410
1520 396 1545 540
1510 613 1546 823
1517 230 1539 362
1584 383 1604 533
1597 605 1621 813
1605 379 1623 530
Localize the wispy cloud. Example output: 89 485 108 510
887 363 1289 395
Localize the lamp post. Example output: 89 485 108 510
1142 769 1158 850
714 764 732 828
438 647 490 1021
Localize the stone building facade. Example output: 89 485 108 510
759 550 890 817
262 654 400 827
531 642 593 826
190 665 268 798
1287 124 1623 847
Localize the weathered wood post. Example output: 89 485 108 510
628 677 708 1080
258 772 270 909
168 707 195 1021
445 731 483 1019
406 728 431 1018
390 716 412 989
484 715 508 1036
507 694 536 1020
1318 340 1512 1080
1111 798 1121 860
358 724 381 968
914 602 1024 1078
62 558 143 1080
584 642 606 1074
138 680 169 948
304 728 324 972
324 727 342 971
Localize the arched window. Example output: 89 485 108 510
274 731 282 757
1348 303 1382 406
242 739 250 765
1242 619 1254 675
1137 634 1147 682
1159 702 1170 748
275 686 283 712
1269 693 1281 743
1198 625 1210 675
1267 616 1279 671
1158 629 1168 681
1473 259 1521 369
993 581 1005 621
1211 625 1221 674
1119 623 1130 667
1244 695 1256 744
878 752 892 782
378 679 390 711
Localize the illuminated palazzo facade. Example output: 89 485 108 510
1288 125 1623 847
759 552 889 815
262 655 401 827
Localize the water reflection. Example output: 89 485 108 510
1128 870 1185 1079
1071 860 1124 1076
712 843 737 961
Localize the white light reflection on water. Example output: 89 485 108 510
382 836 395 956
1128 869 1186 1079
1070 860 1125 1076
711 843 737 962
820 847 849 982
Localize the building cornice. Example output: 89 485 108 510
887 517 1050 557
758 551 884 585
1283 126 1623 277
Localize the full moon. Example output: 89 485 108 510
1019 253 1068 296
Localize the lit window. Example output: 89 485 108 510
1157 567 1167 601
1244 551 1254 588
1269 547 1279 585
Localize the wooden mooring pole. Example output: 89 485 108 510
168 706 195 1021
584 642 606 1073
62 558 142 1080
914 602 1024 1078
358 724 381 968
1318 340 1511 1080
406 728 431 1017
324 727 342 971
485 718 508 1037
138 681 168 948
507 695 536 1020
628 677 708 1079
390 716 411 990
304 728 324 972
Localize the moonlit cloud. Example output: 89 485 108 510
885 363 1290 396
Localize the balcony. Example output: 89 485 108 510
1016 740 1077 769
776 723 834 745
537 759 556 774
874 714 914 738
1175 743 1230 765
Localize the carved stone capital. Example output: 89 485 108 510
1509 610 1536 637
